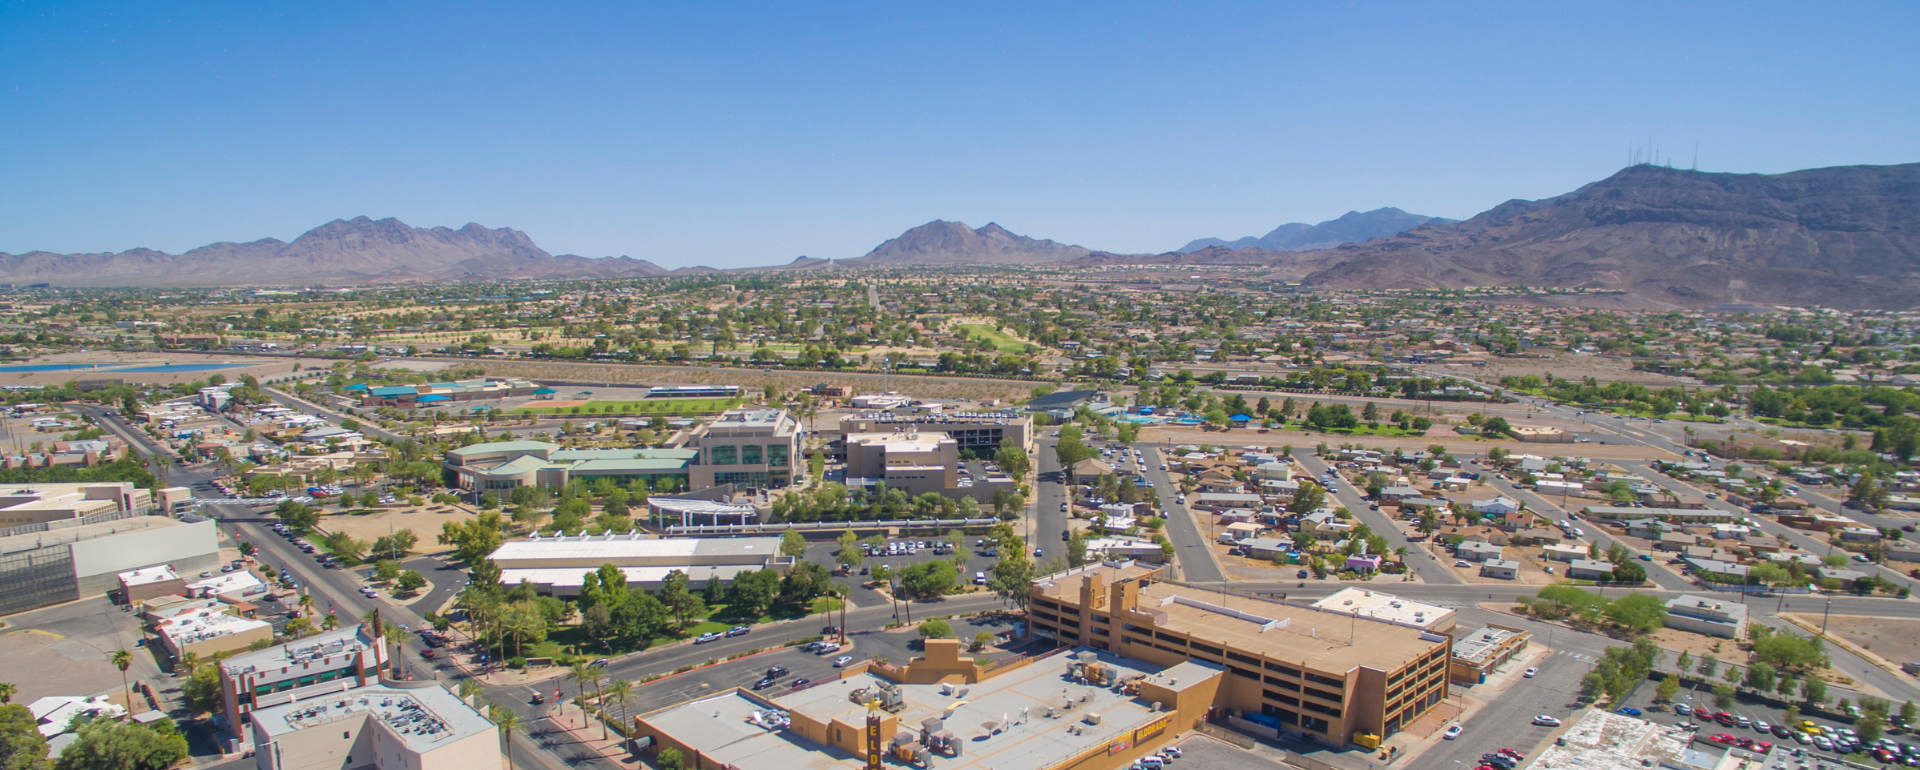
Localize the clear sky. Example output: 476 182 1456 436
3 1 1916 268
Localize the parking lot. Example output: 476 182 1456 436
0 596 155 706
1609 678 1920 765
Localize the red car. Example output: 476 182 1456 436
1754 741 1772 753
1497 749 1523 759
1708 734 1736 744
1734 737 1755 748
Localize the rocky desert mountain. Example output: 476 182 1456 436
0 217 669 287
1178 207 1451 253
834 220 1094 266
1302 163 1920 308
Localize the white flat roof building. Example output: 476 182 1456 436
249 683 498 770
488 534 789 596
1310 587 1457 633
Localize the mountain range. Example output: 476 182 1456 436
1178 207 1452 253
1303 162 1920 308
5 162 1916 307
0 217 673 287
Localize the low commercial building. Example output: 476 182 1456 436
219 625 390 744
356 377 538 408
1457 541 1504 563
1567 559 1616 580
0 515 219 616
1309 587 1457 634
843 427 1017 502
633 640 1211 770
487 533 791 595
686 408 805 492
1029 565 1452 746
1579 506 1736 523
1527 710 1724 770
443 441 695 493
1449 625 1531 684
1478 559 1519 580
248 682 498 770
117 564 185 603
1663 595 1748 639
153 602 273 660
838 411 1035 457
0 482 151 527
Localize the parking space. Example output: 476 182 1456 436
1609 681 1919 764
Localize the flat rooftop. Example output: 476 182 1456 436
1453 626 1524 666
500 563 765 587
1136 582 1444 674
251 683 491 753
221 626 377 677
848 431 952 452
1031 561 1163 611
1527 710 1711 770
489 534 782 564
1310 587 1456 630
649 648 1182 770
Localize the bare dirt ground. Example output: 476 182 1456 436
1646 626 1738 662
1139 424 1675 460
317 505 480 554
1467 351 1696 390
473 360 1044 404
1818 615 1920 671
0 351 299 387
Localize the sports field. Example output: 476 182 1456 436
509 397 746 415
955 323 1032 353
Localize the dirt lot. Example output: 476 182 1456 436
1819 615 1920 671
0 351 298 387
1467 350 1696 390
1646 626 1739 662
317 505 480 554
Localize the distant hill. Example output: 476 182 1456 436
1179 207 1451 253
835 220 1094 266
0 216 670 287
1303 163 1920 309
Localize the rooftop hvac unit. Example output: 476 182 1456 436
1083 712 1102 725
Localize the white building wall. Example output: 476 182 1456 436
70 519 220 595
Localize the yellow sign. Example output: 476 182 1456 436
1108 736 1133 755
866 714 882 770
1134 714 1172 744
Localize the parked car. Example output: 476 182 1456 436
694 632 722 644
1444 725 1463 740
1532 715 1562 727
834 655 854 667
1616 707 1641 716
1524 667 1538 678
726 625 750 637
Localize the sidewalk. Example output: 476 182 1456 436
540 703 640 769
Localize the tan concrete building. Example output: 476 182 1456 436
838 410 1035 457
686 408 804 491
633 638 1220 770
218 625 390 743
1027 562 1451 747
0 482 150 527
248 682 498 770
844 427 1019 502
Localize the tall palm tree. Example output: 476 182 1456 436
605 679 633 743
487 701 524 770
178 651 201 676
110 649 134 711
566 662 603 726
298 592 316 618
456 677 485 702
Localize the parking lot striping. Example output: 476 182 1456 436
6 629 65 640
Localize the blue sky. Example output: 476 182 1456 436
3 1 1916 268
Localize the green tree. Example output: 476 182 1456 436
1697 653 1719 679
1744 662 1777 692
109 649 134 717
395 570 428 595
657 747 686 770
779 530 808 558
0 703 49 770
1289 481 1327 515
917 619 953 639
1801 675 1828 705
1711 682 1736 709
1857 712 1886 744
1656 674 1680 703
488 702 525 770
1602 593 1666 633
183 667 222 716
52 719 187 770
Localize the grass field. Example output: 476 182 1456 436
955 323 1033 354
510 397 746 415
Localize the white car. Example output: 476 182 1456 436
834 655 854 667
1454 560 1471 568
1532 715 1562 727
1444 725 1463 740
1524 667 1538 678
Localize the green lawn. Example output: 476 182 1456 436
1311 424 1433 437
955 324 1033 354
510 397 745 415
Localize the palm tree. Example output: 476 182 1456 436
457 677 485 703
178 651 201 676
567 662 603 726
110 649 134 711
487 701 524 770
298 592 316 618
322 612 341 631
0 682 16 704
605 679 633 742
